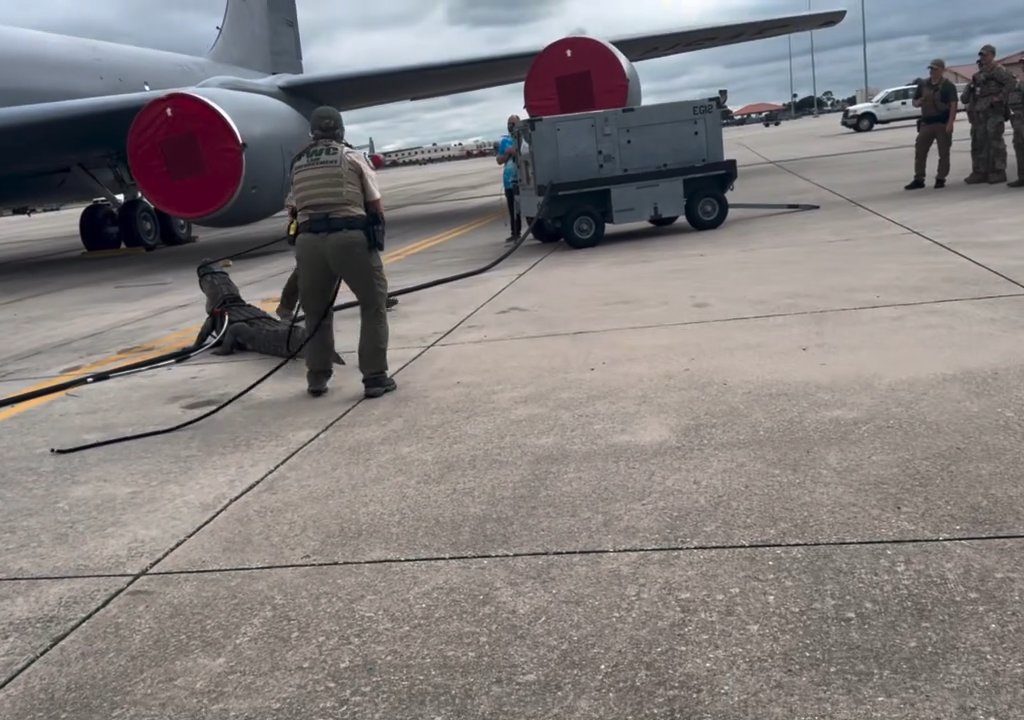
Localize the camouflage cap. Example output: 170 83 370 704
310 106 344 139
979 44 996 55
927 58 945 70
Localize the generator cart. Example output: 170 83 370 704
514 96 737 249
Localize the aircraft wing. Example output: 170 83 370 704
0 91 162 174
276 10 846 110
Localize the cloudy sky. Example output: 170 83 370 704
5 0 1024 150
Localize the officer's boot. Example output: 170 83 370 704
904 177 925 190
363 373 397 399
1009 177 1024 188
307 370 332 397
964 172 987 184
988 170 1007 183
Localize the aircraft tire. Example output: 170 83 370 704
119 199 162 251
156 211 193 246
78 203 122 253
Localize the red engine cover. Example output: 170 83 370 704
524 36 642 117
126 92 245 220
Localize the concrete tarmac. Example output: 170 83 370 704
2 115 1024 718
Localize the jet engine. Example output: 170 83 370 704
127 88 310 227
524 36 642 117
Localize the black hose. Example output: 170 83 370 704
3 197 817 413
50 193 552 454
50 279 342 455
0 313 230 410
0 232 294 412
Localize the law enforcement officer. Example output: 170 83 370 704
276 209 396 322
962 44 1016 184
287 106 396 398
1008 59 1024 188
906 59 958 190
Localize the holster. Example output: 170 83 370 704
297 213 369 234
365 212 385 251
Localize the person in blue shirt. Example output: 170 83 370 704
497 114 521 241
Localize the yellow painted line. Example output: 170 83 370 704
0 209 501 422
385 212 502 264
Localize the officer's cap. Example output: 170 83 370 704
927 58 945 70
311 106 344 139
979 44 996 56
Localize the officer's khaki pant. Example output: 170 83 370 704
278 266 300 315
295 229 389 381
914 123 952 180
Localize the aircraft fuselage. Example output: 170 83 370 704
0 24 265 109
0 24 277 213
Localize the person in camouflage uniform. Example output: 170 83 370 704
194 259 345 365
1008 59 1024 188
962 44 1017 184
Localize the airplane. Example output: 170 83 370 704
0 1 846 255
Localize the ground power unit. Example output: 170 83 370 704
515 96 737 249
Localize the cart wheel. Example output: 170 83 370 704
531 218 562 243
648 216 678 227
563 207 605 249
684 189 729 231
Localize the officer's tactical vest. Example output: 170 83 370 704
919 80 950 121
289 140 366 220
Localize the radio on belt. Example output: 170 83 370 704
514 36 737 250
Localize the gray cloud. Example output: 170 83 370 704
4 0 1024 150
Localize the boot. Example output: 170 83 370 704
964 173 986 184
307 370 332 397
1008 177 1024 187
934 178 946 189
987 171 1007 184
363 374 397 399
904 177 925 190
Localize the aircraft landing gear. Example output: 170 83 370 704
79 203 122 253
77 200 193 253
73 164 193 253
118 198 161 251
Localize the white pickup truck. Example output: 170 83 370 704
841 83 967 132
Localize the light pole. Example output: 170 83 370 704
861 0 869 101
809 0 818 115
788 33 795 118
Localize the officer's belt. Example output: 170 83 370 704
297 215 368 234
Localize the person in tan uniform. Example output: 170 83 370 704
905 59 958 190
286 106 396 398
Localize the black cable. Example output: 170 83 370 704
0 234 293 412
0 313 230 410
51 279 342 455
292 203 549 324
200 232 291 267
50 192 553 454
2 195 815 412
